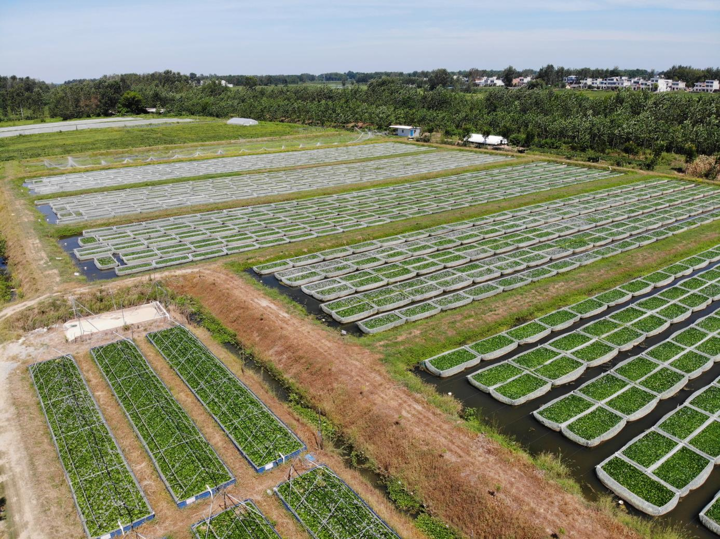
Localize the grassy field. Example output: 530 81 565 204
0 117 63 128
0 119 326 161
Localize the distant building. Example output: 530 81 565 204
564 75 687 93
692 80 719 93
513 76 533 87
474 77 505 87
465 133 508 146
389 125 421 138
670 80 687 91
200 79 234 88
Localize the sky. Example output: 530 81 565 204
1 0 719 83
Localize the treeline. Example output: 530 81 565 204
2 70 720 157
156 80 720 156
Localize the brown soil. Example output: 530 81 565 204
168 267 642 539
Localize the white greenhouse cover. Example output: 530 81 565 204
227 117 259 126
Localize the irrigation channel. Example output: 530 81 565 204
413 258 720 539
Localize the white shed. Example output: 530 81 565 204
227 117 259 126
465 133 507 146
389 125 421 138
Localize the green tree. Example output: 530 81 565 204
501 65 517 87
428 69 451 90
117 91 145 114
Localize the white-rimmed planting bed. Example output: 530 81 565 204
68 162 618 275
535 310 720 445
701 491 720 536
146 326 305 472
467 267 720 407
29 355 154 539
299 181 720 333
422 245 720 377
90 339 235 507
596 375 720 515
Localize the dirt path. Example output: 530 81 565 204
169 268 642 539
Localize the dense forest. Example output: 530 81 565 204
2 66 720 161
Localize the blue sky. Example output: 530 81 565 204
1 0 718 82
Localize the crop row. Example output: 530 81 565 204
191 499 280 539
467 263 720 406
424 245 720 377
275 465 399 539
347 188 720 332
29 355 153 539
597 375 720 516
71 162 615 274
27 142 430 195
46 150 506 223
91 339 235 506
146 325 305 472
535 310 720 446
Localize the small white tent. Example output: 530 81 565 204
465 133 507 146
227 118 259 126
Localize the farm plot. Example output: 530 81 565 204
90 339 235 506
29 355 154 539
275 465 399 539
0 117 193 139
274 179 720 332
467 264 720 406
535 310 720 446
191 499 280 539
41 150 507 222
146 325 305 472
596 375 720 516
423 244 720 377
68 162 617 275
27 142 430 195
701 491 720 536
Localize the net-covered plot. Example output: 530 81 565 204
0 117 193 139
29 355 154 539
90 339 235 507
423 244 720 377
275 465 399 539
535 311 720 445
191 499 280 539
71 162 616 275
316 182 720 332
597 376 720 515
468 266 720 407
42 150 507 222
147 326 305 472
28 142 430 195
701 491 720 536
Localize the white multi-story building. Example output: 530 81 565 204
692 80 719 93
474 76 505 87
670 80 687 91
565 75 687 92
